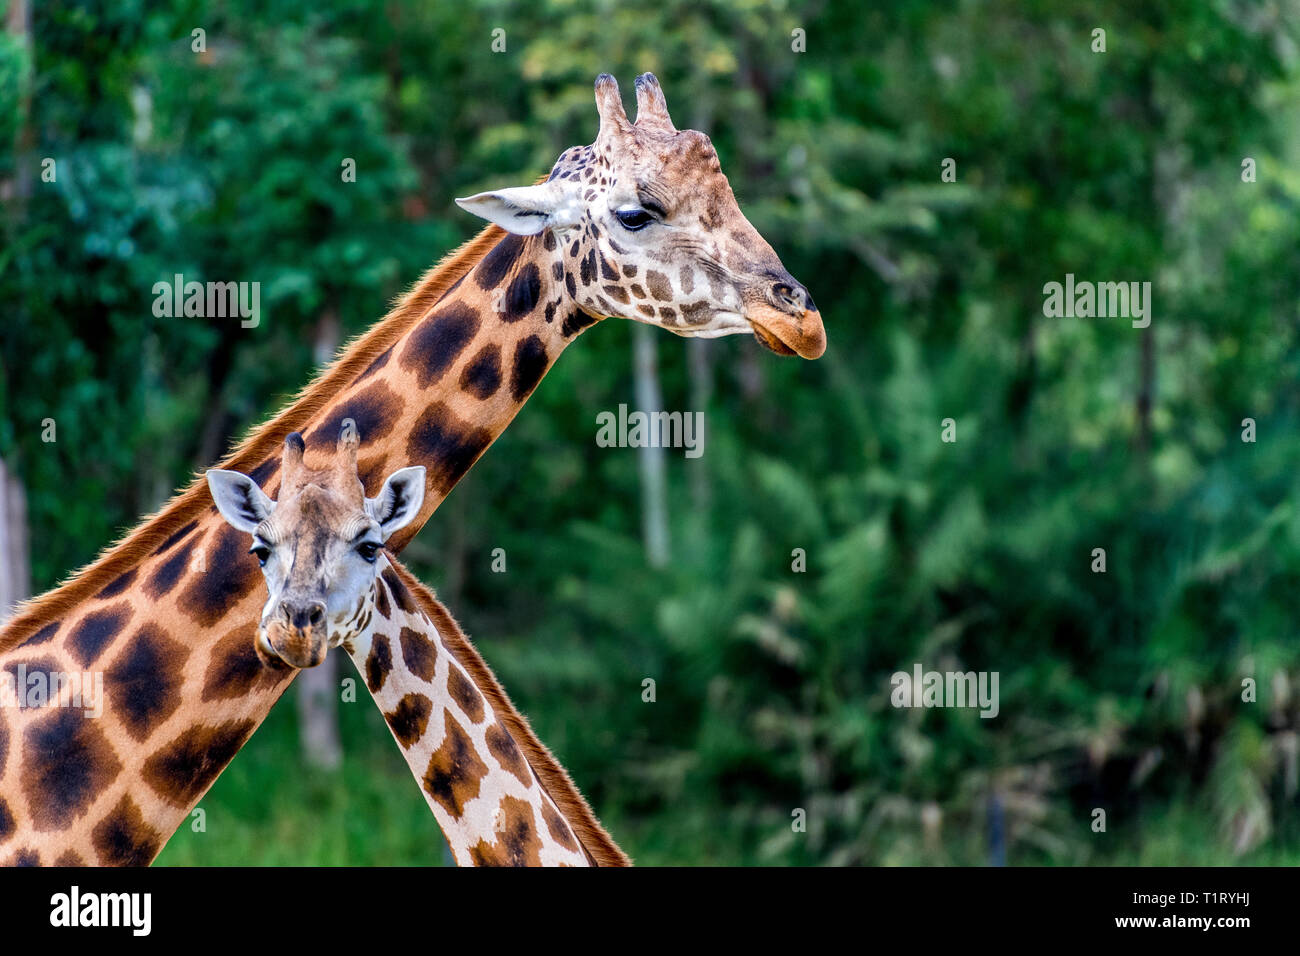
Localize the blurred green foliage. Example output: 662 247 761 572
5 0 1300 865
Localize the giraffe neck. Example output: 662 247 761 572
0 224 599 864
301 228 593 553
1 223 588 654
349 559 627 865
0 585 285 865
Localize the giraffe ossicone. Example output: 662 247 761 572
456 71 826 359
207 427 424 670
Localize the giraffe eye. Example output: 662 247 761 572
250 545 271 567
357 542 381 563
615 207 654 231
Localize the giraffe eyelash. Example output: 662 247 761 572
615 207 655 231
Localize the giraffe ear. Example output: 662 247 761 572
206 469 275 533
366 466 426 541
455 181 582 236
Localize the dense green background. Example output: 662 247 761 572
4 0 1300 865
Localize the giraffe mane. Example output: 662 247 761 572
0 222 508 652
389 562 633 867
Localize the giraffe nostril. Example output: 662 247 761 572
773 283 803 311
282 601 327 631
778 281 816 314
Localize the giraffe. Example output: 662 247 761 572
0 72 823 864
206 427 625 865
205 428 424 671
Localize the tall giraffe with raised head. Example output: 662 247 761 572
0 73 823 864
207 428 626 865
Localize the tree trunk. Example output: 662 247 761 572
296 654 342 770
0 457 31 622
687 337 712 513
1135 326 1154 456
296 309 344 770
633 323 669 568
4 0 33 210
1 2 33 623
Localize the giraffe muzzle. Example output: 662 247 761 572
261 622 330 669
746 302 827 360
260 600 331 669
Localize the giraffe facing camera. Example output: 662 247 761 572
206 426 425 670
208 427 619 864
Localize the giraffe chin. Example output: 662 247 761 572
257 623 328 670
746 305 827 360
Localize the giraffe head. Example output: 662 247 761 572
205 425 425 669
456 72 826 359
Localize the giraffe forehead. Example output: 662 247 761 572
266 485 369 540
558 129 728 205
625 159 727 210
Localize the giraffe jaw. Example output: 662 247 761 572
748 321 798 356
670 307 826 359
666 311 751 340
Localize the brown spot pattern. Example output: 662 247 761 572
142 719 256 808
498 796 545 866
448 667 485 724
405 403 494 496
510 335 549 402
400 303 481 388
202 623 282 701
106 623 189 741
542 801 580 852
68 602 130 668
423 713 488 818
305 380 402 449
365 633 393 693
95 567 139 600
384 693 433 749
645 269 673 301
459 344 502 400
485 722 530 788
178 526 258 627
92 795 163 866
399 626 437 682
22 709 124 831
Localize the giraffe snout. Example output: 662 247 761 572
745 286 826 361
261 599 331 669
280 600 326 632
738 268 825 360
